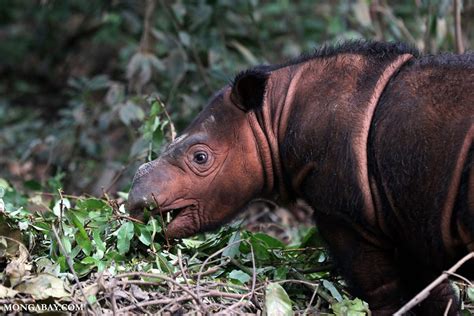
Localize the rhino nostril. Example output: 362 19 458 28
127 190 148 212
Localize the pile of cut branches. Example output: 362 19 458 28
0 181 371 315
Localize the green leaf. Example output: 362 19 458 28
228 270 251 284
155 252 174 274
23 180 42 191
467 287 474 303
88 295 98 304
119 101 145 126
332 298 369 316
252 233 285 248
81 257 97 265
265 283 292 316
65 212 92 256
137 224 152 246
299 227 325 248
249 237 271 261
117 221 134 255
53 198 71 217
76 198 107 211
181 238 205 249
61 236 72 254
93 230 106 252
222 231 241 259
273 266 288 280
323 280 343 302
76 231 93 256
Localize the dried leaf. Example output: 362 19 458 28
15 273 69 299
0 284 18 299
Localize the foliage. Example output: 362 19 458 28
0 179 348 313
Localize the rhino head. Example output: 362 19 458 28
127 69 275 238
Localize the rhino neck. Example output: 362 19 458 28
247 67 296 202
276 53 413 230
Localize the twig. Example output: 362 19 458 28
374 5 418 47
113 213 144 224
199 280 250 291
249 242 257 305
454 0 465 54
115 272 202 308
297 263 334 274
154 97 176 141
57 189 65 235
110 286 118 315
394 252 474 315
177 248 191 287
116 290 251 314
117 296 192 313
140 0 156 53
51 225 96 315
196 239 248 313
288 271 336 305
34 191 82 199
229 258 254 279
369 0 385 41
151 193 170 248
304 284 320 315
444 271 473 286
444 298 453 316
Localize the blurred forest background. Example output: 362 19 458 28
1 0 473 196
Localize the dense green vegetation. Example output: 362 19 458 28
0 1 472 314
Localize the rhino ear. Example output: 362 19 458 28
230 68 269 112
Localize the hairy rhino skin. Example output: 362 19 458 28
128 41 473 315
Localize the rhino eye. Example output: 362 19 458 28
193 151 208 164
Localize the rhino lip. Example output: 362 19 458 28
150 200 196 222
155 200 193 214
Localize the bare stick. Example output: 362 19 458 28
177 248 191 287
140 0 156 53
116 272 202 308
304 284 320 315
249 242 257 304
57 189 65 235
51 225 96 314
394 252 474 315
444 270 472 286
369 0 385 41
443 298 453 316
151 193 170 248
454 0 464 54
116 290 251 313
289 271 335 304
375 5 417 47
154 97 176 141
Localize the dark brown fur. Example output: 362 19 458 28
128 41 473 315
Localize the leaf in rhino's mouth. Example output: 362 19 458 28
164 207 184 224
149 203 199 239
151 204 191 224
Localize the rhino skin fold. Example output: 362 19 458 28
128 41 474 315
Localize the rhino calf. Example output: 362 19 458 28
128 41 473 315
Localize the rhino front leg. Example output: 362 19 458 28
316 214 406 315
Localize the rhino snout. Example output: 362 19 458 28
127 178 159 217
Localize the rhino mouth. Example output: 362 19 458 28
150 200 200 238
